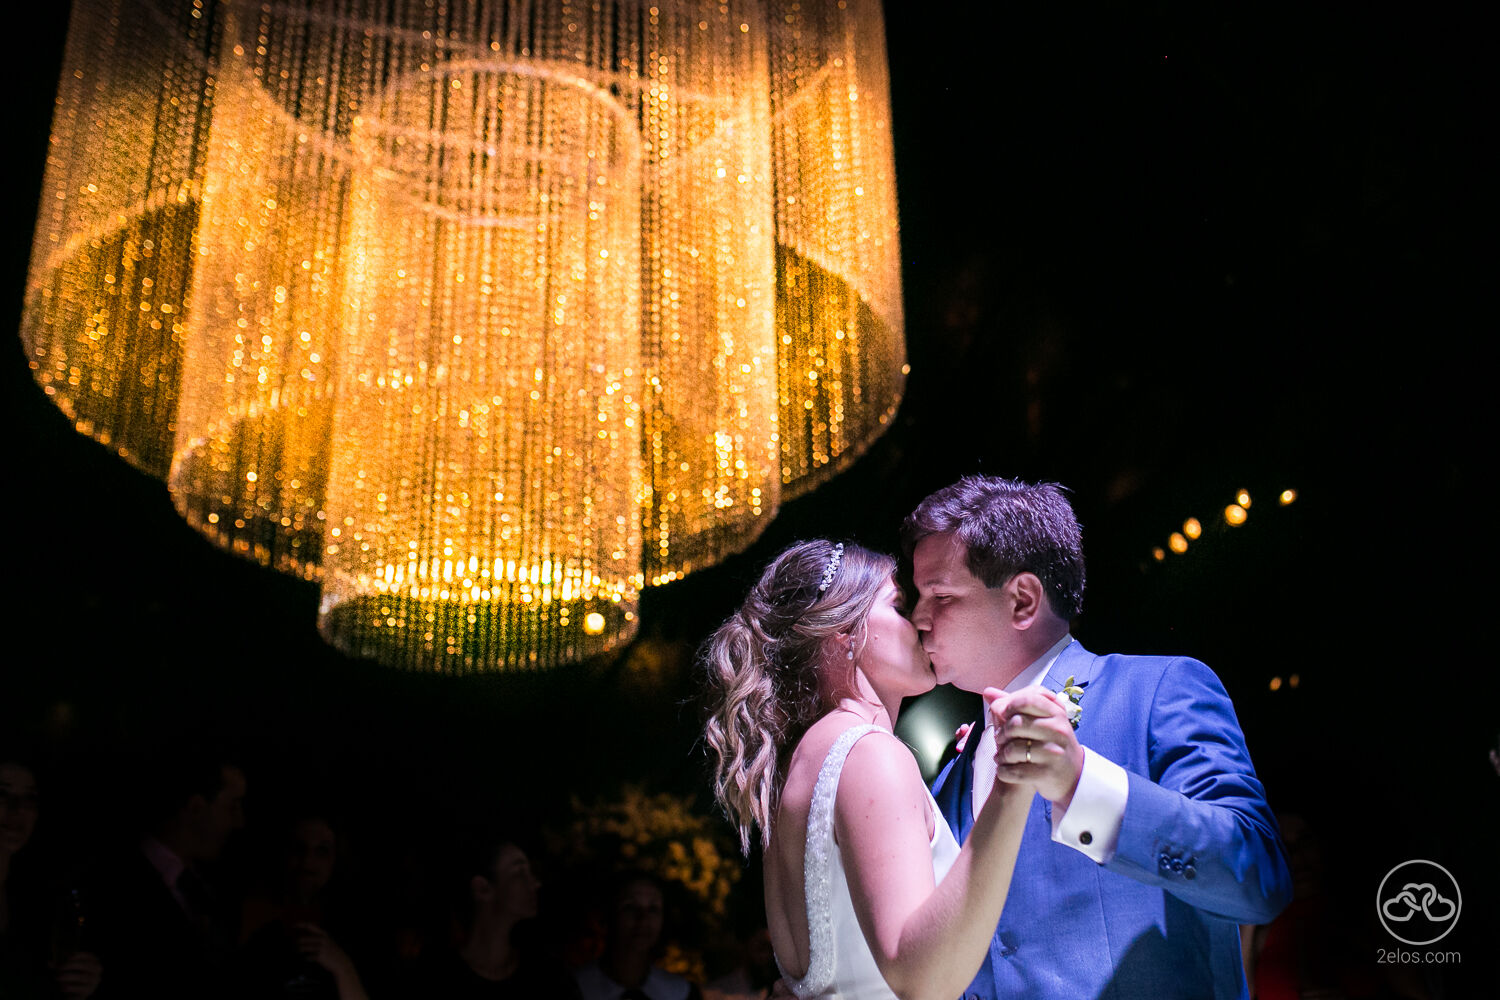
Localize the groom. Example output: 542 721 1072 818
904 477 1290 1000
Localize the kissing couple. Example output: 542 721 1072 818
704 476 1292 1000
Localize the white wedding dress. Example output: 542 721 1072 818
777 724 962 999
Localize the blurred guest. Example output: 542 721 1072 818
702 925 775 1000
574 872 700 1000
400 833 578 999
89 748 246 999
235 810 370 999
1244 813 1380 1000
0 754 102 999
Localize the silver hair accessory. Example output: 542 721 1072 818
817 543 845 593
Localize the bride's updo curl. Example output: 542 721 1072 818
703 540 895 855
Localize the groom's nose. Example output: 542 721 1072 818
910 596 931 632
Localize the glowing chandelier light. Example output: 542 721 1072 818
21 0 905 672
768 0 905 500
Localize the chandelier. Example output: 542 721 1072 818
21 0 905 671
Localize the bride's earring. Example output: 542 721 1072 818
846 645 855 661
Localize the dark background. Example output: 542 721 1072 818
3 1 1493 992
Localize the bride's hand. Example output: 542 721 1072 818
990 686 1085 807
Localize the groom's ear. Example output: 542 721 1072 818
1008 572 1046 630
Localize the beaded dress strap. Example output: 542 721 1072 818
776 723 882 999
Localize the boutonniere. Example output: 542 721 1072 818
1059 675 1084 729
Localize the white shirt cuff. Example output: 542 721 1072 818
1050 747 1129 863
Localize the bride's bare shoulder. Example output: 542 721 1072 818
832 731 931 851
779 716 835 807
775 715 858 814
784 716 913 802
834 729 924 799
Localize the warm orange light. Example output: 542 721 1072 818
1279 489 1298 505
1288 673 1300 689
1168 532 1188 554
1152 547 1166 562
22 0 907 672
1224 504 1248 526
1269 676 1282 691
1236 489 1252 508
1183 517 1202 539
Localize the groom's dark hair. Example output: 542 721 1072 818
901 476 1085 619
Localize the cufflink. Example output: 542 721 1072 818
1078 830 1093 846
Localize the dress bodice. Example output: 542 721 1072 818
777 724 961 999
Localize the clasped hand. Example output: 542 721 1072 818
984 686 1084 809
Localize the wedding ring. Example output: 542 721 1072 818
1025 739 1033 764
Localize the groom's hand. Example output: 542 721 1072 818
991 686 1085 811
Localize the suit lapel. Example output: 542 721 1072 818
1041 638 1097 694
934 706 983 844
955 707 982 842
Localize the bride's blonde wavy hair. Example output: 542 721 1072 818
702 540 894 855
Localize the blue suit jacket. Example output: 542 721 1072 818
931 641 1291 1000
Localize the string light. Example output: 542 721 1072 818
768 1 905 500
22 0 215 475
21 0 905 672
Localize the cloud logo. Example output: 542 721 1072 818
1377 861 1462 945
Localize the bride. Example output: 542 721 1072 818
704 540 1030 1000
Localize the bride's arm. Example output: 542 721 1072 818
836 729 1029 1000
